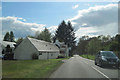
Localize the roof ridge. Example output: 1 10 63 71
27 37 51 44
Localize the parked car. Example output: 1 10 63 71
95 51 120 68
0 55 3 59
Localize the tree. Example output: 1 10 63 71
109 41 119 51
87 38 101 55
3 32 10 41
5 45 12 52
67 21 76 47
4 45 13 60
55 21 76 46
115 34 120 44
55 20 67 42
55 20 76 56
3 31 15 42
36 28 51 42
9 31 15 42
109 34 120 52
75 34 120 58
76 36 89 55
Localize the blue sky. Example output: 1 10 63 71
2 2 114 27
1 2 118 40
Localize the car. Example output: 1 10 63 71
0 55 3 59
95 51 120 68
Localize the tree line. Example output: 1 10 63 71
3 20 76 56
75 34 120 58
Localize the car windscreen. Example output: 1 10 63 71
101 52 116 57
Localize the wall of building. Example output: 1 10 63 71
38 51 59 59
14 38 38 60
38 52 47 60
48 52 59 59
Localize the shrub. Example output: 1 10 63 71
56 55 65 59
4 53 14 60
32 53 38 60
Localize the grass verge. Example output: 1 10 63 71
2 59 64 78
80 54 95 60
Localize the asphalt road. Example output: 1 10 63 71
50 55 119 80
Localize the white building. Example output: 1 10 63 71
14 37 60 60
54 40 70 57
1 41 16 50
0 41 16 54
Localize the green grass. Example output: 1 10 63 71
2 59 64 78
80 54 95 60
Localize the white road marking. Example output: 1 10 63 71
91 66 111 80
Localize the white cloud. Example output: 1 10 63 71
1 16 46 38
17 17 26 22
48 26 58 35
72 4 79 9
1 16 59 39
75 27 100 40
68 4 118 40
1 4 118 42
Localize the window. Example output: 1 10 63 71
39 52 42 55
60 51 64 54
51 53 53 56
101 52 116 57
62 45 66 48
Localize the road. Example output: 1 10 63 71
50 55 119 80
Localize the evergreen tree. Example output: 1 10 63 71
55 20 67 42
9 31 15 42
3 32 10 41
3 31 15 42
55 20 76 56
67 21 76 47
56 20 76 47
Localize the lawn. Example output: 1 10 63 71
2 59 63 78
80 54 95 60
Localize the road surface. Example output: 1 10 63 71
50 55 119 80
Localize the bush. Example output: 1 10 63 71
4 53 14 60
32 53 38 60
56 55 65 59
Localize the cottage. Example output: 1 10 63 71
14 37 60 60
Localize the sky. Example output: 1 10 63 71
0 2 118 41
